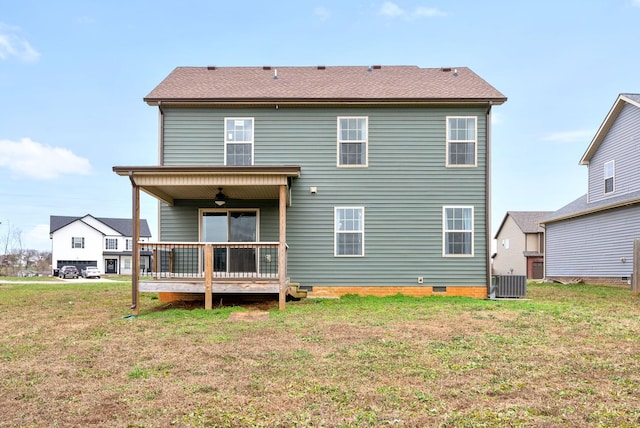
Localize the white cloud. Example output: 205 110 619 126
542 129 595 143
379 2 446 19
25 224 51 251
0 23 40 62
0 138 91 179
314 6 331 21
414 6 446 17
491 111 503 125
380 2 405 17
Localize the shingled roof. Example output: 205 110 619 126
541 189 640 224
494 211 553 238
50 215 152 237
144 65 507 104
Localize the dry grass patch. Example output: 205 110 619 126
0 280 639 427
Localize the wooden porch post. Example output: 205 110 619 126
204 244 213 309
278 184 287 310
130 176 140 315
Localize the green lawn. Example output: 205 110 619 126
0 280 639 427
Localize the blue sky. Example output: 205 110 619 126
1 0 640 251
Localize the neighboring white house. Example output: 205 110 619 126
50 215 152 275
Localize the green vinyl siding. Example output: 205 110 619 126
160 105 488 287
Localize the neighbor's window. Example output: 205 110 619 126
604 160 615 194
334 207 364 256
337 117 368 166
124 258 131 269
443 206 474 256
225 118 254 165
125 239 132 251
446 117 477 166
105 238 118 250
71 237 85 249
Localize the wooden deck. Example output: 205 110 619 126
140 278 281 294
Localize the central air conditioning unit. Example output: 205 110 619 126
490 275 527 298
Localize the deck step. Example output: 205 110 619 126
287 283 307 299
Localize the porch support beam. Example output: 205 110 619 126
204 244 213 309
278 184 287 310
130 176 141 315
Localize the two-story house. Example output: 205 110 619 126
114 65 506 311
492 211 552 279
50 215 152 275
542 94 640 284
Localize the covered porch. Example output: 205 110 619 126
113 165 301 313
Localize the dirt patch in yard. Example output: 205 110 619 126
149 294 280 312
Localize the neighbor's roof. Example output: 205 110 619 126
494 211 553 238
50 215 152 237
144 65 507 105
541 189 640 224
580 93 640 165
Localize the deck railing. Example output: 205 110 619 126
141 242 282 280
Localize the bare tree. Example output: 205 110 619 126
0 222 30 276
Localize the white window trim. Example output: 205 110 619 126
224 117 255 166
334 206 365 257
442 205 474 257
604 160 615 194
336 116 369 168
72 237 84 249
445 116 478 167
105 238 118 250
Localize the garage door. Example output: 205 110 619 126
57 260 97 273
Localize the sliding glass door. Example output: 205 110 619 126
201 210 257 273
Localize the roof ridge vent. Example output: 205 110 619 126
317 65 326 70
372 65 382 70
207 65 217 70
441 67 452 72
263 65 272 70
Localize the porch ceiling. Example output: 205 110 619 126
112 165 301 205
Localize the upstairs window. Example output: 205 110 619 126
106 238 118 250
337 117 368 166
446 117 477 166
604 160 615 194
126 239 132 251
71 237 84 249
225 118 254 165
443 206 474 256
334 207 364 256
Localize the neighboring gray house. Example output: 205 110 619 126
114 65 506 311
542 93 640 284
493 211 552 279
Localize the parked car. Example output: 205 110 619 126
81 266 101 279
59 265 79 279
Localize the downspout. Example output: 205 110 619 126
157 103 164 245
485 101 493 298
158 102 164 166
